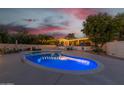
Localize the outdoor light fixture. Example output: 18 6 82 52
37 55 90 66
60 56 90 65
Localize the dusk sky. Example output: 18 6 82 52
0 8 124 38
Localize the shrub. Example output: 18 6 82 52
92 47 104 54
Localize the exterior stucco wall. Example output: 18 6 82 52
0 44 56 50
106 41 124 58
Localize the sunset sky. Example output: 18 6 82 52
0 8 124 38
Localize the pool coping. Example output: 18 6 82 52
22 51 104 75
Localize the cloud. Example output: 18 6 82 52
0 23 27 32
40 15 70 27
57 8 97 20
29 26 66 35
0 9 97 38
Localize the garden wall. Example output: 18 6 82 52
105 41 124 58
0 44 57 50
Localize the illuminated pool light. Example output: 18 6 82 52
24 53 103 75
59 56 90 65
37 56 90 65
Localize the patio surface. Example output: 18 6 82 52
0 50 124 85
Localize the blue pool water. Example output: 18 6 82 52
24 53 100 73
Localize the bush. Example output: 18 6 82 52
92 47 103 54
66 46 73 50
0 48 3 54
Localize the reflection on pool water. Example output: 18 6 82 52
24 52 100 73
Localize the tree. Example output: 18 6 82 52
65 33 76 39
0 24 57 45
35 34 54 44
0 25 9 43
82 13 117 52
113 13 124 40
0 35 2 43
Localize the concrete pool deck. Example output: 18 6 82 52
0 50 124 85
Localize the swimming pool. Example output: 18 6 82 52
23 51 103 75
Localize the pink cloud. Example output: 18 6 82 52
29 26 66 35
57 8 97 20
